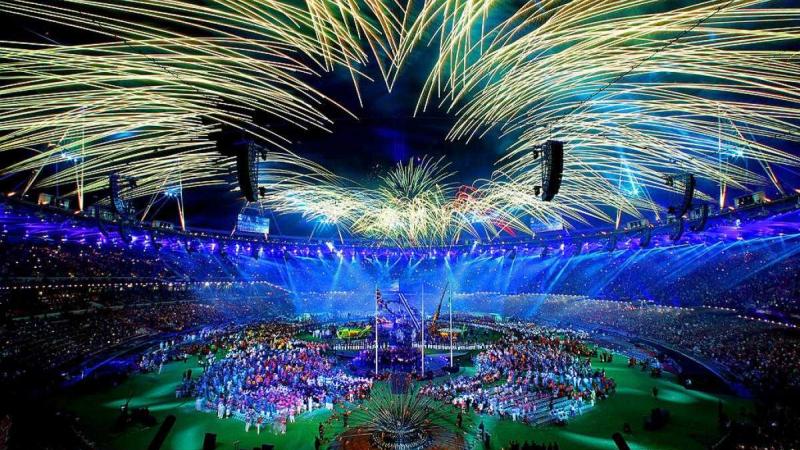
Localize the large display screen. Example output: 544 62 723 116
236 213 270 236
529 216 563 233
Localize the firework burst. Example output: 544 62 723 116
0 0 798 243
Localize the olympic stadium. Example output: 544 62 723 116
0 1 799 450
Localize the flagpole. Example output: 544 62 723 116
421 285 425 374
375 286 379 376
449 291 454 367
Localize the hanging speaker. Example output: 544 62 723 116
665 173 695 217
678 174 695 217
541 140 564 202
207 123 259 202
236 143 259 202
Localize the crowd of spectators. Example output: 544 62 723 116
0 242 170 280
518 297 800 449
5 199 800 316
0 239 266 284
0 300 290 382
1 280 290 318
2 200 799 449
348 236 800 316
526 297 800 396
1 283 196 317
571 246 800 315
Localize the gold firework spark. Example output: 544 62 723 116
0 0 797 244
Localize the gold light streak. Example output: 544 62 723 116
0 0 797 245
258 154 605 245
410 0 800 232
0 38 344 198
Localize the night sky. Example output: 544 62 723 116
0 3 797 236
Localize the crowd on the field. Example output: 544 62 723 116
420 324 615 425
182 323 372 433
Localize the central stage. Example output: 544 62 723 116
329 427 468 450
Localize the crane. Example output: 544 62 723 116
428 282 448 336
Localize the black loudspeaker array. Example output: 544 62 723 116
209 124 260 202
678 174 696 217
109 173 137 217
541 140 564 202
147 415 176 450
108 173 138 242
236 142 259 202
